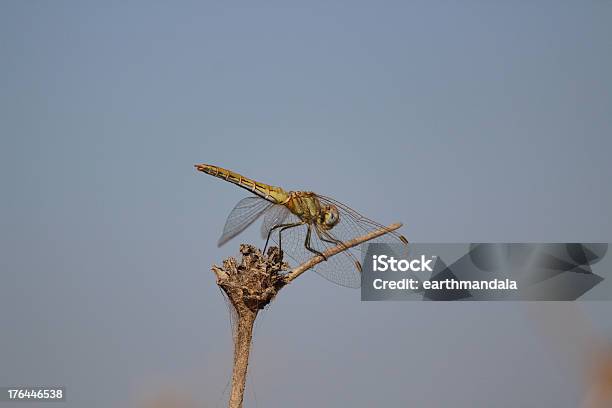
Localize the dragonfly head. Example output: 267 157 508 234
320 205 340 230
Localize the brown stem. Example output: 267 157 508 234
229 310 257 408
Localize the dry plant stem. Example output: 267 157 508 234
211 223 402 408
212 246 287 408
284 222 403 283
229 309 256 408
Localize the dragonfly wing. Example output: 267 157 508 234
267 216 362 288
310 225 363 288
217 196 273 247
317 195 409 246
289 194 410 287
263 194 408 288
260 204 291 239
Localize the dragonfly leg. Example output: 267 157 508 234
277 222 303 253
264 222 302 254
318 228 363 273
305 224 327 260
317 228 345 248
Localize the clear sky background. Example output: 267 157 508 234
1 1 611 407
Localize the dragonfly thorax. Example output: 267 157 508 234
286 191 340 230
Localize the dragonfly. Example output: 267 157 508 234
195 164 408 288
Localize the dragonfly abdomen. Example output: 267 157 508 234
195 163 289 203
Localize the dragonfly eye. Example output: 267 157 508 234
323 205 340 228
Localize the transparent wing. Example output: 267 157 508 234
317 195 409 246
217 196 274 247
260 204 291 239
267 195 409 288
267 213 363 288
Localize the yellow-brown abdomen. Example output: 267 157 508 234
194 163 289 204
